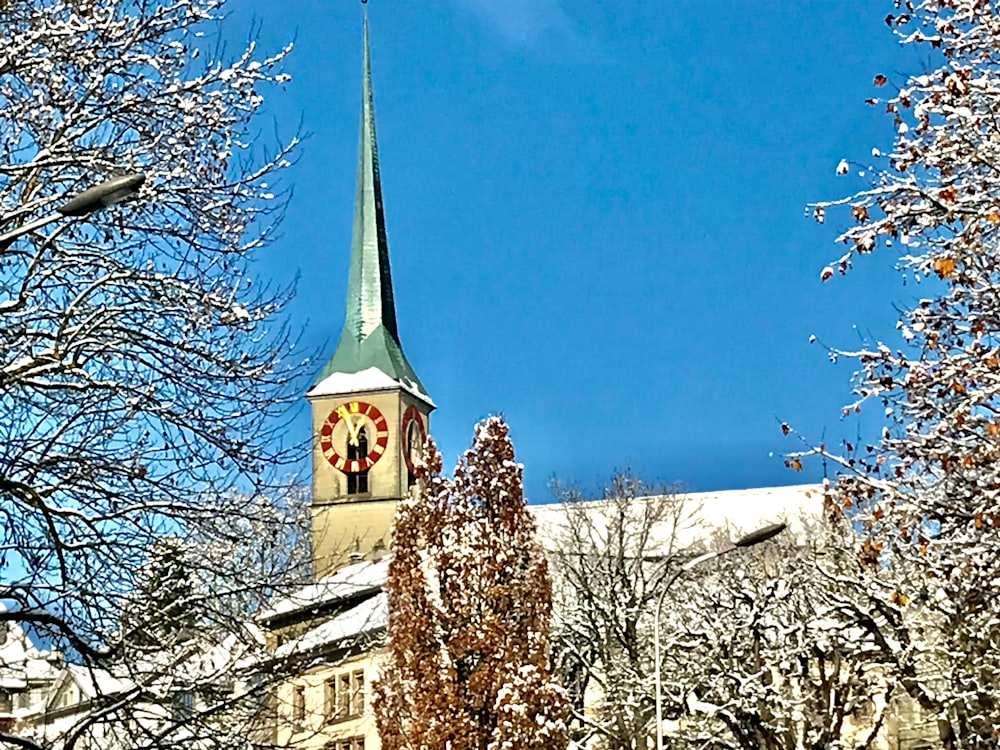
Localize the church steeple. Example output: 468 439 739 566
308 7 433 578
314 8 424 393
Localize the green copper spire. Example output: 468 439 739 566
315 9 424 393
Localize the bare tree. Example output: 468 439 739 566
658 521 907 750
548 477 907 750
0 0 307 746
547 475 702 750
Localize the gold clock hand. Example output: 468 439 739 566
348 414 366 447
338 406 362 446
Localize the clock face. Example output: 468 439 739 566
401 406 426 475
320 400 389 473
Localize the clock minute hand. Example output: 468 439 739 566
338 406 362 446
348 414 367 446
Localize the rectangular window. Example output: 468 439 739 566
347 470 369 495
292 685 306 722
325 677 336 718
325 669 365 721
338 673 351 716
336 738 364 750
350 670 365 716
171 690 196 722
346 428 370 495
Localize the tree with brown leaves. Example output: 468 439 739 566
805 1 1000 745
374 417 570 750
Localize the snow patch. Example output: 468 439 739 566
307 366 435 406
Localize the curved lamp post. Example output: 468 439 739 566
652 521 787 750
0 173 145 249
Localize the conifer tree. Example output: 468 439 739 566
374 417 570 750
121 538 200 651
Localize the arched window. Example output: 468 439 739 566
347 427 369 495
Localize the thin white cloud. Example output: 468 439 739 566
452 0 577 47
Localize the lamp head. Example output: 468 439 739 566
57 173 145 217
734 522 787 548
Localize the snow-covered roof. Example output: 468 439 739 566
307 366 434 407
0 618 62 690
164 625 268 681
262 484 824 652
259 557 390 623
530 483 825 555
60 664 133 701
275 592 387 658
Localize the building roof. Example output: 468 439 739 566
531 482 826 555
265 484 824 654
308 365 433 406
259 557 390 624
314 10 425 398
56 664 132 704
0 614 62 691
274 593 388 659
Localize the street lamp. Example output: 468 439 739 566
0 173 145 249
652 521 787 750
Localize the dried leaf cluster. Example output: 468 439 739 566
806 0 1000 744
375 417 570 750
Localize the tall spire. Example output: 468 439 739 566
314 8 424 394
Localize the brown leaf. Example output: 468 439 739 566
789 458 803 472
780 423 790 436
851 205 870 223
874 74 888 87
934 257 956 279
938 186 959 203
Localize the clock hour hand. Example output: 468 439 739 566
338 406 363 446
348 415 367 446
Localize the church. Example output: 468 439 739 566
257 8 939 750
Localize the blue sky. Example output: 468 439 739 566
226 1 919 502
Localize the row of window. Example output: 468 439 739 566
290 669 365 724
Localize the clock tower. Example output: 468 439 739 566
309 11 433 578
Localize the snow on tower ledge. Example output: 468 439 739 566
307 365 434 407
